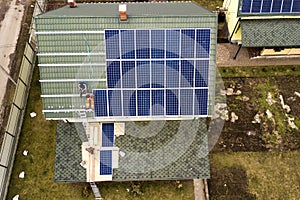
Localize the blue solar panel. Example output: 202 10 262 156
136 30 150 59
137 90 150 116
181 29 195 58
123 90 136 116
240 0 300 14
151 61 164 88
195 60 209 87
105 30 119 59
181 60 194 87
166 30 180 58
196 29 210 58
180 89 193 115
194 89 208 115
293 0 300 12
94 90 108 117
152 90 164 115
166 89 178 115
122 61 136 88
102 123 114 147
108 90 122 116
166 60 179 88
121 30 135 59
100 150 112 175
151 30 165 59
107 61 121 88
94 29 211 118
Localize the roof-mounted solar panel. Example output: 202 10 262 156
93 28 211 120
240 0 300 15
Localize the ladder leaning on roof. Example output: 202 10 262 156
90 182 103 200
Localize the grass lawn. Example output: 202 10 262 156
210 151 300 199
7 67 195 199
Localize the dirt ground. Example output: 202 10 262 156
212 76 300 152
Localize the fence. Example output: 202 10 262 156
0 43 36 200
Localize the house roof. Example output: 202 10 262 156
54 119 210 182
241 19 300 47
54 121 87 182
35 2 217 120
37 2 214 18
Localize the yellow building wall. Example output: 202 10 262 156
223 0 242 43
261 48 300 56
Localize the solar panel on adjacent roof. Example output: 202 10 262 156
100 150 112 175
94 29 210 119
240 0 300 14
102 123 114 147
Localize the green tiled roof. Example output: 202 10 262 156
241 19 300 47
54 121 87 182
35 2 217 119
113 119 210 180
54 119 210 182
38 2 213 18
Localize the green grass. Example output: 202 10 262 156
219 65 300 78
211 151 300 200
7 67 195 199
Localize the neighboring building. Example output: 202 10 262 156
35 2 217 182
223 0 300 56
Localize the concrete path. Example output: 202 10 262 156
0 0 25 113
216 43 300 67
194 179 209 200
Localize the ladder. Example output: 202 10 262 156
90 182 103 200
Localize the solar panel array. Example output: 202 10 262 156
94 29 211 118
102 123 114 147
100 150 112 175
241 0 300 14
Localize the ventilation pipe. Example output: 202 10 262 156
119 4 127 21
67 0 77 8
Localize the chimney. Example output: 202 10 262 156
67 0 77 8
119 4 127 21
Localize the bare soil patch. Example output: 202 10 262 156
211 76 300 152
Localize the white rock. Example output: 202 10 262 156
30 112 37 118
295 91 300 98
266 109 273 119
213 103 229 120
19 171 25 179
246 131 256 136
266 92 276 105
226 88 234 95
279 95 291 113
126 188 130 192
242 96 250 101
287 116 298 129
119 151 126 157
235 90 242 95
12 195 19 200
231 112 238 123
23 150 28 156
252 113 261 123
